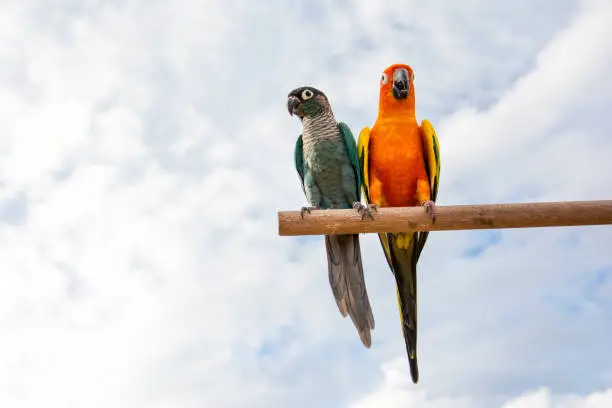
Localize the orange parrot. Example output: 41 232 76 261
357 63 440 383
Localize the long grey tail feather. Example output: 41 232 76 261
325 234 375 348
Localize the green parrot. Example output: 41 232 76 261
287 86 375 347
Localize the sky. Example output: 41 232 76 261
1 0 612 407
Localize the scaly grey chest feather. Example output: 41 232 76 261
302 112 352 207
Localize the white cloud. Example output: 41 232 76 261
350 359 612 408
438 0 612 204
0 0 611 407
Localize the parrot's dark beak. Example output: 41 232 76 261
392 68 410 100
287 95 301 116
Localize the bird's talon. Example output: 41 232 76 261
300 206 319 219
422 200 437 223
364 204 378 220
353 202 377 220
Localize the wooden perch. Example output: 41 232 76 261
278 200 612 236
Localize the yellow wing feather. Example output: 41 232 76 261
357 127 371 204
420 119 441 202
414 119 441 259
358 126 395 273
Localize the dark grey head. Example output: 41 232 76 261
287 86 330 119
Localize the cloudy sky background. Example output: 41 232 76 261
1 0 612 406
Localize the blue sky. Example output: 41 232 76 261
1 0 612 407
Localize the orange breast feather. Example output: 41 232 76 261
369 118 428 207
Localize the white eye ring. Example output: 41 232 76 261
381 73 389 84
301 89 314 100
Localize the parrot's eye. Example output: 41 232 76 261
381 73 389 84
301 89 314 100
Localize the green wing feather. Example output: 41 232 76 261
338 122 362 201
294 134 306 195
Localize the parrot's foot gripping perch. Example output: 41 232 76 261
300 205 320 219
353 202 378 220
422 200 437 223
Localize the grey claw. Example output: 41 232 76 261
353 202 377 220
422 200 437 223
300 206 319 219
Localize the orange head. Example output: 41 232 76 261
378 63 416 116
